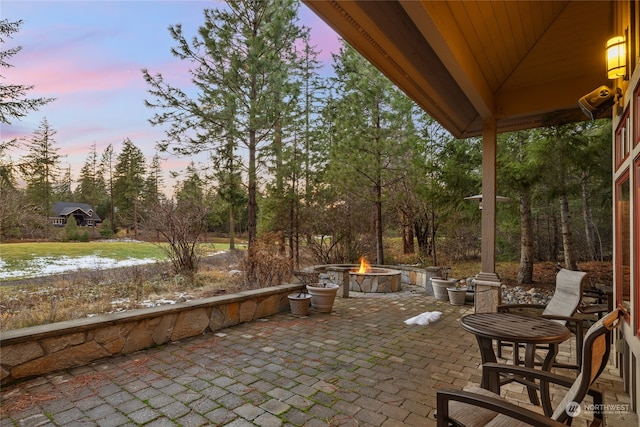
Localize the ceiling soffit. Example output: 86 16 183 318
304 1 613 139
309 0 477 136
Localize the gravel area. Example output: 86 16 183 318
501 285 553 305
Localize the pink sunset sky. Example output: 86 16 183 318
2 0 341 194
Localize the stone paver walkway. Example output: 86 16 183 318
1 286 635 426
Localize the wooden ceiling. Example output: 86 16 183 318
304 1 615 138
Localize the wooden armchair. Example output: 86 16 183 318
497 268 588 370
436 308 624 427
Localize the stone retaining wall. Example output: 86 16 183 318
0 284 304 385
0 264 431 385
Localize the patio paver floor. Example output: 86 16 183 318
1 285 635 426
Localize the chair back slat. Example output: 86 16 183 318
542 269 586 321
590 335 607 383
552 308 623 422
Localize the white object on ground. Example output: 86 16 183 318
404 311 442 325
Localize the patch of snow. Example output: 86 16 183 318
0 255 158 280
139 298 177 307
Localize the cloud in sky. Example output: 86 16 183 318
3 1 340 194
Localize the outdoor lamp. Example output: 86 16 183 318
607 36 626 79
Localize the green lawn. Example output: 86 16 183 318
0 241 226 281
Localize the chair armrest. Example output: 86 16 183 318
540 314 573 322
540 314 584 338
497 303 546 312
483 362 605 421
540 314 580 324
436 389 566 427
483 363 575 388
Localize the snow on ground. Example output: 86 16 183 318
0 255 158 280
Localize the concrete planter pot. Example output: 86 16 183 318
306 283 339 313
288 292 312 316
447 287 468 305
431 278 456 301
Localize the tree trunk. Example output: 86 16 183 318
228 204 235 250
289 203 295 270
517 191 534 284
550 210 559 262
289 171 296 269
414 213 430 258
274 114 286 255
401 210 415 254
247 126 257 284
431 210 438 266
133 198 138 238
44 162 50 239
376 186 384 265
581 174 598 260
109 175 115 233
560 193 578 270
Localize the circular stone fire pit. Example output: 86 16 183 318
349 267 402 293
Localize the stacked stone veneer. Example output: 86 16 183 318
0 284 303 385
312 264 429 293
349 269 402 293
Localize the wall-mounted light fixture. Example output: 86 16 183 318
606 35 627 79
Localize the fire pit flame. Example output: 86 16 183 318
358 257 371 274
350 258 401 293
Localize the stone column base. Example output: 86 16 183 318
473 272 502 313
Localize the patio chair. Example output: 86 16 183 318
497 268 588 370
579 284 613 321
436 308 624 427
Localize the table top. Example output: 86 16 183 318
460 313 571 344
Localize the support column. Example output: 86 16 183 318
475 117 502 313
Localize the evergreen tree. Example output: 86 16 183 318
211 146 245 249
55 164 73 201
20 117 61 238
422 134 482 265
297 32 324 210
393 113 445 261
175 162 204 207
0 140 18 190
76 143 107 223
143 0 304 283
113 138 146 236
0 19 54 125
575 120 611 261
141 152 164 210
261 29 324 268
0 139 23 240
327 43 421 264
62 215 79 241
498 130 542 284
0 19 53 240
530 120 613 266
534 123 591 270
100 144 116 234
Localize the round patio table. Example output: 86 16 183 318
460 312 571 411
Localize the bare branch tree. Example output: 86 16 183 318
144 199 210 276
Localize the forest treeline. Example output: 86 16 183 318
1 2 612 286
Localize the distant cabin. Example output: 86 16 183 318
50 202 102 227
